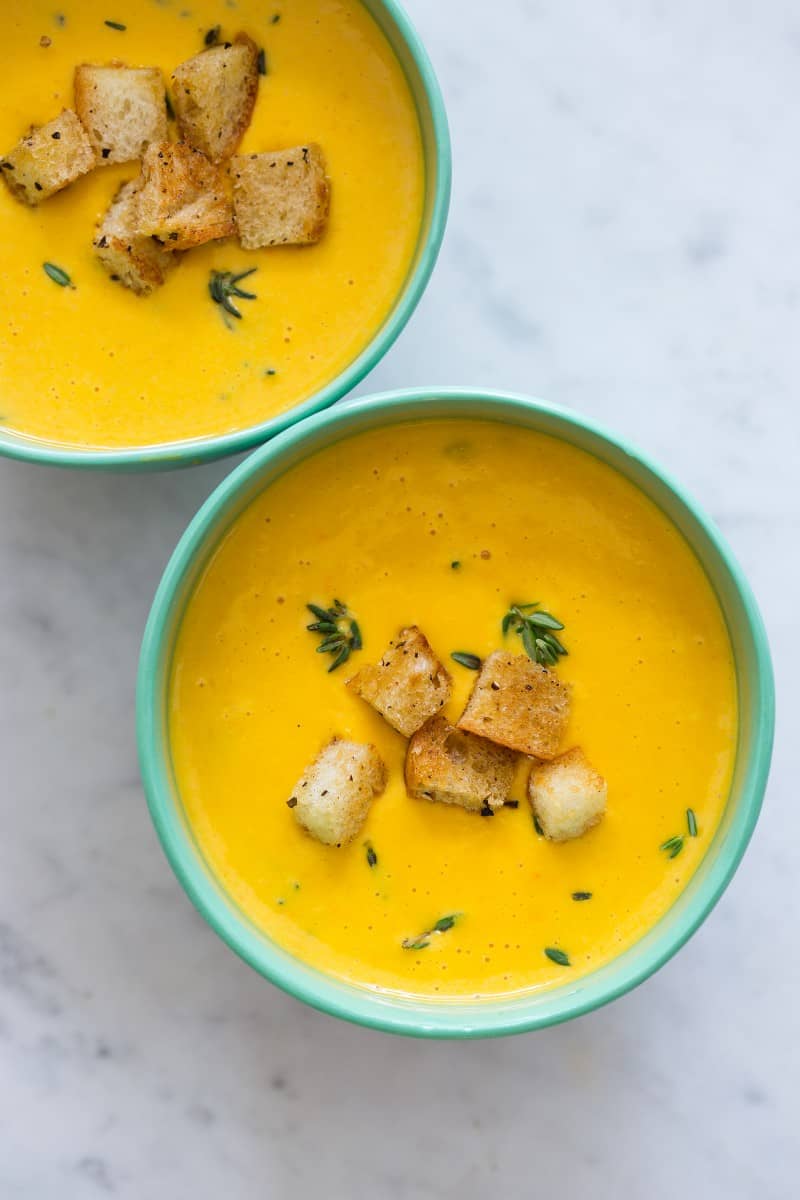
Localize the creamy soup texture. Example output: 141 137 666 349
169 420 738 999
0 0 423 448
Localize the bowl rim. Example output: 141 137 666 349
0 0 451 471
137 388 775 1037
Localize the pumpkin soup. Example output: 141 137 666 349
169 419 738 999
0 0 423 448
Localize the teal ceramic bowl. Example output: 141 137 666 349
137 389 775 1037
0 1 450 471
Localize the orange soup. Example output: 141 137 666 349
169 419 738 999
0 0 423 448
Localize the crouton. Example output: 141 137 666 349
1 110 95 206
346 626 452 738
405 715 517 813
93 179 177 295
457 651 570 759
74 64 167 164
288 738 387 846
528 747 607 842
133 142 235 249
171 34 260 162
230 144 330 249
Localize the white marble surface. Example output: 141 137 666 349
0 0 796 1194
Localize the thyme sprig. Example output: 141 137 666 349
306 599 362 672
209 267 257 321
502 602 567 667
402 913 461 951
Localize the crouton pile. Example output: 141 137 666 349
1 35 331 296
288 622 608 848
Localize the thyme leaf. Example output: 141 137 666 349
104 19 126 30
544 946 571 966
402 912 461 950
502 602 567 668
364 842 377 868
306 598 361 672
450 651 482 670
687 808 698 837
660 834 684 859
572 891 593 901
43 262 73 288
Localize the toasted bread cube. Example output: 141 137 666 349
133 142 235 249
405 715 517 813
74 64 167 164
1 110 95 206
457 651 570 759
172 34 260 163
347 626 452 738
528 747 607 841
230 144 330 249
93 179 177 295
288 738 387 846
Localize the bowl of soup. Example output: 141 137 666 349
0 1 449 468
137 389 774 1036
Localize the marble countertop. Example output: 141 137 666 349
0 0 795 1195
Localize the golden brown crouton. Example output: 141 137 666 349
528 747 607 841
347 626 452 738
1 110 95 206
405 715 517 813
171 34 260 162
133 142 235 249
457 651 570 759
288 738 387 846
93 179 178 295
74 64 167 164
230 144 330 249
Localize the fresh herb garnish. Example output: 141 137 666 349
660 835 684 859
43 262 73 288
450 651 482 671
533 813 544 836
544 946 571 966
365 841 378 868
502 602 567 667
257 47 267 74
306 599 362 672
402 913 461 951
204 24 221 45
271 12 281 22
104 19 126 30
450 560 461 570
209 268 257 321
572 891 593 901
687 808 698 837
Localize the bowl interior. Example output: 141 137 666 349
0 0 451 471
138 390 774 1037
